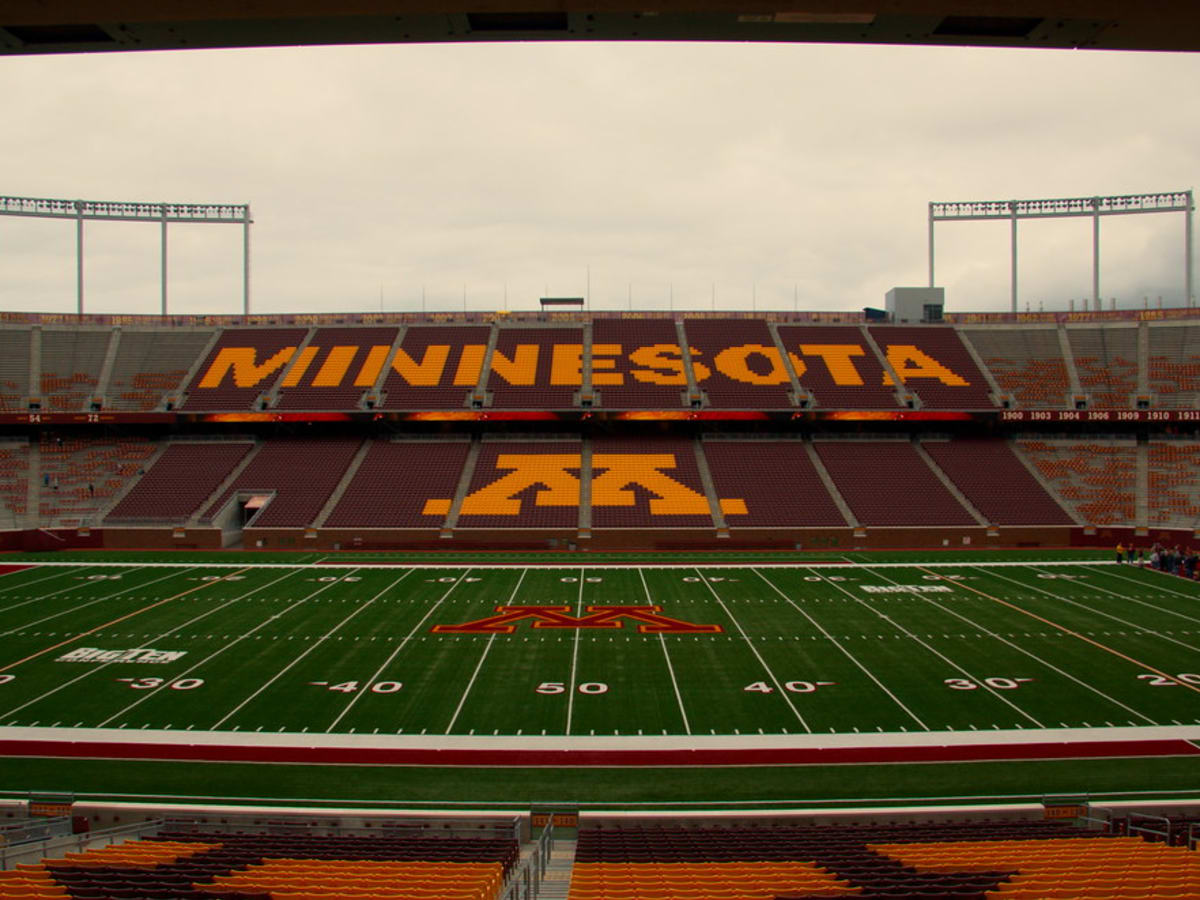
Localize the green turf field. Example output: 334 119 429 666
2 556 1200 735
1 551 1199 809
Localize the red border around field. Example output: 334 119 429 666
1 738 1195 767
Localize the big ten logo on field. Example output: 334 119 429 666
420 453 748 518
432 605 723 634
192 339 973 392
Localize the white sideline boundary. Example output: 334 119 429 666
0 559 1126 570
2 722 1198 752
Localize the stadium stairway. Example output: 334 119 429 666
1136 439 1151 529
1057 325 1086 399
190 440 263 526
537 838 577 900
24 439 38 530
911 439 988 526
803 440 857 526
312 438 373 527
95 440 169 522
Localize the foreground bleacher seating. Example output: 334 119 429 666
0 830 517 900
573 821 1200 900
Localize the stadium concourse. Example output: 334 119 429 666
4 306 1200 900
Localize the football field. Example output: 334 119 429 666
2 551 1200 809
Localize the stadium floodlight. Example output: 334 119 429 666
0 194 252 316
928 190 1194 313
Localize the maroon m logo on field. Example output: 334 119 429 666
431 605 723 634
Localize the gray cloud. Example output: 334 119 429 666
0 41 1197 316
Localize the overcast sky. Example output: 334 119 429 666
0 40 1197 318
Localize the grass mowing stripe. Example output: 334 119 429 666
324 568 475 733
912 590 1159 726
753 568 929 732
0 570 276 721
3 754 1198 809
870 565 1159 726
565 567 585 736
211 568 415 730
96 568 365 729
696 568 811 734
0 566 99 615
812 567 1046 729
986 565 1200 668
1053 563 1200 627
444 568 528 735
1103 564 1200 602
640 567 690 735
935 566 1200 698
0 557 1115 570
0 566 205 672
0 566 153 639
867 565 1059 729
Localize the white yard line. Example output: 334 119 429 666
565 567 585 736
695 567 811 734
0 567 290 722
97 570 361 728
443 568 528 734
324 568 474 733
212 568 415 730
982 567 1200 656
753 568 929 731
810 568 1045 729
640 567 691 735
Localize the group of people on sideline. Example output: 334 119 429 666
1117 542 1199 578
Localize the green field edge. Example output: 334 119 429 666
1 755 1196 812
0 548 1113 565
